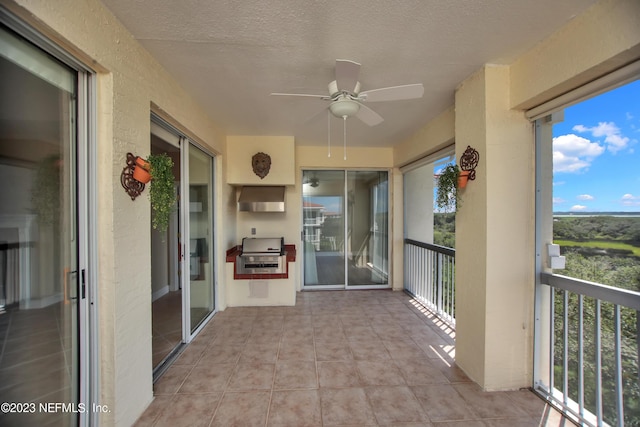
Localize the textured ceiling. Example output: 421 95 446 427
101 0 596 148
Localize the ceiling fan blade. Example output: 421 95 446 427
335 59 361 93
270 92 328 99
354 102 384 126
359 83 424 102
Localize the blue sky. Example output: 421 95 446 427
552 78 640 212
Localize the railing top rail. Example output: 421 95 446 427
541 272 640 311
404 238 455 257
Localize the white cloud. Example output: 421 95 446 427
570 205 587 211
576 194 594 201
621 194 640 206
553 134 604 173
573 122 630 153
627 112 634 120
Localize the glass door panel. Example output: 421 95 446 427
302 170 345 287
188 145 214 332
150 126 181 370
346 171 389 287
0 27 79 426
303 170 390 289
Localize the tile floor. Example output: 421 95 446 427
135 290 571 426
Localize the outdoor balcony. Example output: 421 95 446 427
134 289 568 426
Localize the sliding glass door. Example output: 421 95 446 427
0 24 90 426
187 144 215 332
302 170 389 289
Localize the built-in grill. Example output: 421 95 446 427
236 237 286 275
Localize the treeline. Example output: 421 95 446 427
433 213 455 248
554 216 640 244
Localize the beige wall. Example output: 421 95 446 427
5 0 226 425
393 107 455 167
510 0 640 110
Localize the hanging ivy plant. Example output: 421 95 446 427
147 153 176 232
435 164 463 212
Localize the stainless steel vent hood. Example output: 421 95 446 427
238 186 285 212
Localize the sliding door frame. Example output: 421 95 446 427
301 168 392 290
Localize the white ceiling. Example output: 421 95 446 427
101 0 596 148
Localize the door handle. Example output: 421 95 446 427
65 269 78 301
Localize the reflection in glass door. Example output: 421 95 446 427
346 171 389 287
302 170 389 289
150 122 181 370
187 144 215 332
0 26 83 426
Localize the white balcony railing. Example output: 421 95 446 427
536 273 640 427
403 239 455 327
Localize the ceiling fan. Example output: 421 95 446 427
271 59 424 158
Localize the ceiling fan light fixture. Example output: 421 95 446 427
329 98 360 118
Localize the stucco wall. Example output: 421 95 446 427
393 106 455 167
510 0 640 110
5 0 226 425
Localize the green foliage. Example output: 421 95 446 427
147 153 176 232
554 216 640 244
31 155 61 225
436 164 462 212
434 213 455 248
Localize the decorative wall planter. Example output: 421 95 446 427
458 170 470 189
133 157 151 184
121 152 146 200
120 152 177 232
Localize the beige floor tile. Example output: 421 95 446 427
198 344 243 365
239 342 279 363
177 363 235 393
172 341 208 365
313 326 347 342
411 384 476 422
278 340 315 361
453 383 529 419
344 325 380 342
227 362 275 391
318 361 361 388
320 387 377 425
154 392 222 427
383 339 428 359
365 385 427 424
153 365 192 395
396 358 450 385
132 394 172 426
247 329 283 344
268 389 322 427
356 360 405 386
210 390 270 427
349 340 392 360
135 291 574 426
315 340 353 361
274 360 318 389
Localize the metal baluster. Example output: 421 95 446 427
614 305 623 427
550 287 555 394
595 300 603 427
578 294 584 420
563 290 569 406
